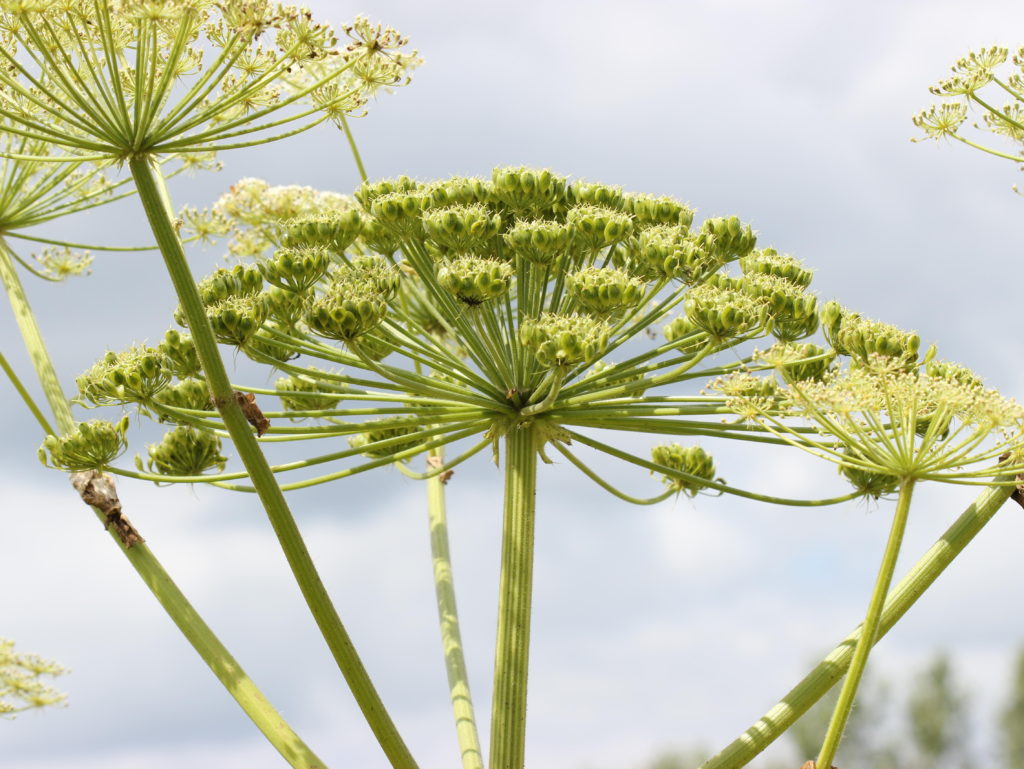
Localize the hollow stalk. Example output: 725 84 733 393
127 154 417 769
489 425 538 769
426 447 484 769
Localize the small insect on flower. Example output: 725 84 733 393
236 392 271 437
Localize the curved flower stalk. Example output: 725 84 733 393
0 3 421 766
0 639 66 717
741 347 1024 768
70 167 909 769
914 45 1024 174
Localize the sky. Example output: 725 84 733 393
4 1 1024 768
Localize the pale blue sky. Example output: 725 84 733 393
4 2 1024 768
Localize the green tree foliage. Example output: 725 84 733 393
906 653 970 769
1000 647 1024 769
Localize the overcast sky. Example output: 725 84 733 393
5 2 1024 768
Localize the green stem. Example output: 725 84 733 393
0 236 328 768
0 238 72 433
426 447 485 769
815 478 915 769
0 348 54 435
700 478 1016 769
490 425 538 769
127 154 418 769
338 113 368 183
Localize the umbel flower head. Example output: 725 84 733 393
78 166 910 508
0 638 67 716
0 2 419 162
914 45 1024 175
745 353 1024 493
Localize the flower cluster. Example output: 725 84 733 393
0 639 67 717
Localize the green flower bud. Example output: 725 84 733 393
258 245 332 293
739 248 813 288
158 329 202 379
694 216 757 264
76 346 172 406
839 449 899 498
423 205 502 253
684 284 766 340
520 313 611 368
281 209 363 253
626 193 695 227
369 190 429 238
358 215 403 257
154 378 212 422
306 285 387 342
566 204 635 251
568 266 645 315
650 443 716 496
142 426 227 477
348 417 425 460
40 417 129 472
426 176 493 208
276 371 344 413
491 166 567 214
355 175 422 211
566 181 626 211
207 294 269 347
504 219 573 265
438 255 513 305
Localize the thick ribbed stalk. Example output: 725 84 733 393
0 238 328 768
815 479 915 769
426 447 484 769
128 154 418 769
701 478 1016 769
489 426 538 769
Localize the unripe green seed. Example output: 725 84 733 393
566 181 626 211
40 417 129 472
437 255 513 305
740 248 813 288
626 193 695 227
426 176 493 208
355 176 421 211
839 448 900 498
685 284 766 340
694 216 757 264
369 190 430 238
423 205 502 253
348 417 425 459
259 245 332 293
154 378 213 421
142 426 227 477
76 345 172 406
306 287 387 342
568 266 645 315
504 219 573 265
650 443 716 496
281 209 363 253
158 329 202 379
358 215 404 257
491 166 567 214
206 294 269 347
277 372 344 413
566 204 635 251
520 313 611 368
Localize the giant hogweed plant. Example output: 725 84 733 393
55 162 1024 769
4 1 1024 765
